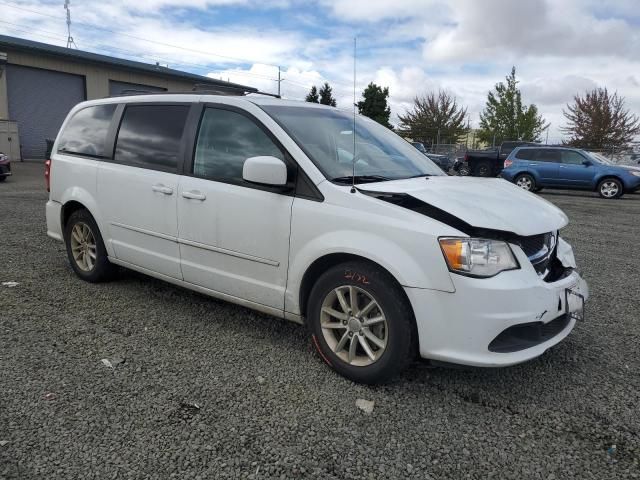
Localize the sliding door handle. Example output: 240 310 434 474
152 184 174 195
182 190 207 201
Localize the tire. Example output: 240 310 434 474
64 209 116 282
475 161 492 177
307 261 416 384
0 176 6 182
597 178 623 199
458 164 471 176
514 173 536 192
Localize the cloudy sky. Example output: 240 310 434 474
2 0 639 140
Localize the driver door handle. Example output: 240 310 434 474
151 184 174 195
182 190 206 201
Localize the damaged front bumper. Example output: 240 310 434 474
405 237 588 367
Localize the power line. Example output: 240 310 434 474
0 0 273 66
0 2 361 99
0 20 282 82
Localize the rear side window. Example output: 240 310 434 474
515 148 538 160
535 149 562 163
114 104 190 171
561 151 586 165
57 104 116 158
193 107 284 183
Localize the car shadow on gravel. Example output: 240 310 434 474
115 266 582 397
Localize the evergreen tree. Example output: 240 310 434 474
305 85 319 103
478 67 548 145
562 87 640 149
397 90 468 145
318 82 337 106
357 82 392 128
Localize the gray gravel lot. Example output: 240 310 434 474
1 162 639 479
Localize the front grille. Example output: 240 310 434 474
488 314 571 353
516 232 556 278
519 233 549 257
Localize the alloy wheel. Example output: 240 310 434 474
516 176 533 191
70 222 97 272
320 285 388 367
600 181 619 198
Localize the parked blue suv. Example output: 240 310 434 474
501 146 640 199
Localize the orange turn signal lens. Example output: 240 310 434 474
439 238 466 270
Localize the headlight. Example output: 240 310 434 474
439 237 519 277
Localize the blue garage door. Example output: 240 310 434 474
109 80 167 96
6 64 86 159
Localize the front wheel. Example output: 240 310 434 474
64 209 117 282
457 163 471 176
515 173 536 192
307 261 416 384
597 178 623 199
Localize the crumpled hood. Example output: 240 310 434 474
360 176 568 237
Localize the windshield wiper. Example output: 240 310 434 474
331 175 391 184
404 173 435 179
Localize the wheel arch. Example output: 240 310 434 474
61 200 89 229
595 174 623 189
58 188 112 255
297 253 414 321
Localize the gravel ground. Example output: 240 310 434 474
1 162 639 479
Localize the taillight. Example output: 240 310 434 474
464 153 469 161
504 159 513 168
45 159 51 192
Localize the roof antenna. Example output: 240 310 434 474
64 0 77 49
350 36 357 194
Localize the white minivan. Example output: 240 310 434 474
46 93 588 383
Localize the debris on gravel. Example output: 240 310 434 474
355 398 375 414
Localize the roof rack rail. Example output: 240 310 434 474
107 85 281 99
192 83 281 98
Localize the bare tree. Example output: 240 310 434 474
397 90 468 146
562 87 640 149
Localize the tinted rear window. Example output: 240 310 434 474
536 149 562 163
114 104 190 171
515 148 538 160
57 104 116 158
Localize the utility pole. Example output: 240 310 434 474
64 0 77 49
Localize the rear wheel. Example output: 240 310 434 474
515 173 536 192
308 261 416 384
597 178 623 199
64 209 116 282
475 161 492 177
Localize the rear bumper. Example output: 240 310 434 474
406 244 588 367
46 200 63 241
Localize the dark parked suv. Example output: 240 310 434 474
501 146 640 199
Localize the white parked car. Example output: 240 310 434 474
46 93 588 384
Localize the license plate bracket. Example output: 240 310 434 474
565 288 585 322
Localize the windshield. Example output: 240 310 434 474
261 105 444 183
588 151 614 165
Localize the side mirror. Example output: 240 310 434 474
582 160 592 166
243 156 287 186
